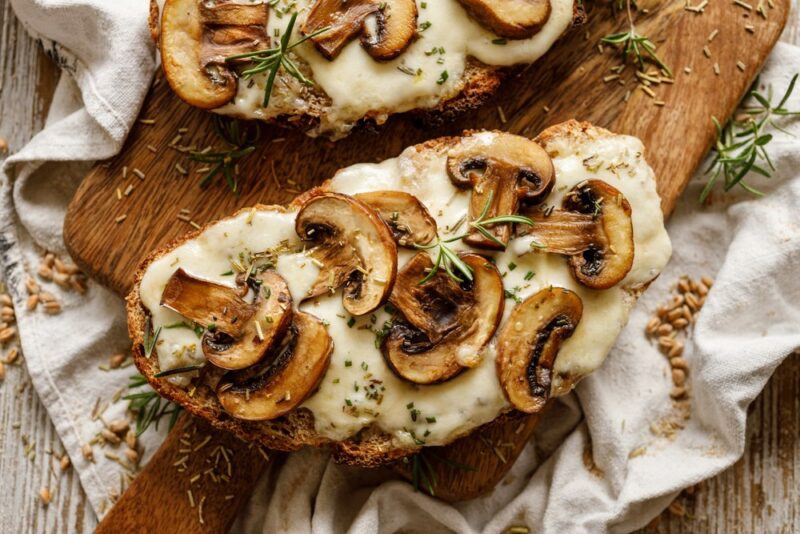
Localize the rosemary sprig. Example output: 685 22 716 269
124 374 182 436
189 116 260 192
415 194 534 284
602 0 671 77
226 12 329 108
701 74 799 203
410 454 437 495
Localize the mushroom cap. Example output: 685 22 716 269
563 180 634 289
455 0 551 39
447 132 555 249
202 270 294 370
160 0 268 109
496 287 582 413
359 0 418 60
296 192 397 316
302 0 417 61
216 311 333 421
382 253 504 384
354 191 438 247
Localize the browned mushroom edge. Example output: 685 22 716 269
160 0 269 109
296 192 398 316
160 268 293 370
301 0 418 61
456 0 552 39
496 286 582 413
519 180 635 289
381 252 504 384
216 311 333 420
354 191 438 247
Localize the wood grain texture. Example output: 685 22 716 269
0 0 796 532
95 414 270 534
0 4 96 534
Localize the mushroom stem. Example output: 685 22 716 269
447 133 555 250
301 0 417 61
160 269 255 337
517 210 599 255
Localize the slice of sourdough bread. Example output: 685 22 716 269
126 121 661 467
150 0 586 138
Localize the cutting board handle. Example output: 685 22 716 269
96 415 270 533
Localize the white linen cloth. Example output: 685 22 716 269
2 1 799 531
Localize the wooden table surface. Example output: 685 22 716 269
0 1 797 532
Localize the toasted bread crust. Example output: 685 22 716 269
150 1 586 136
127 122 642 467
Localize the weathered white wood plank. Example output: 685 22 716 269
0 0 797 532
0 2 96 533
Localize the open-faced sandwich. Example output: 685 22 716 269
127 121 671 473
152 0 585 138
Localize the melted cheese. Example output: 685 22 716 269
214 0 575 137
138 131 671 447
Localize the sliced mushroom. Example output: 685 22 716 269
296 193 397 316
216 311 333 420
456 0 551 39
496 287 582 413
517 181 634 289
447 132 555 250
354 191 437 247
161 268 255 337
161 0 268 109
382 253 504 384
301 0 417 61
203 270 293 370
562 180 634 289
160 268 293 370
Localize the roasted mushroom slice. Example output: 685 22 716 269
354 191 437 247
447 132 555 250
160 269 293 370
496 287 582 413
382 253 504 384
161 268 255 337
518 181 634 289
456 0 551 39
562 180 634 289
216 312 333 420
161 0 268 109
296 193 397 316
203 271 293 370
301 0 417 61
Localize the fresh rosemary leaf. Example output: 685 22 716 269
414 193 535 284
125 374 183 436
143 322 161 359
602 0 671 77
227 12 329 108
701 73 799 202
190 116 260 193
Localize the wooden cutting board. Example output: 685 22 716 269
65 0 789 530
